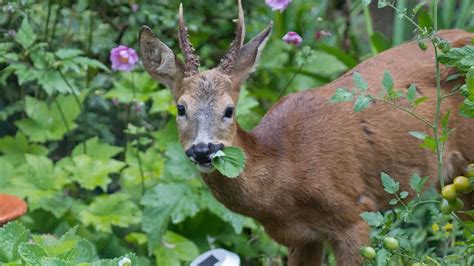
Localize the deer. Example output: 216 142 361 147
139 0 474 265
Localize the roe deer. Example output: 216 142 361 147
139 1 474 264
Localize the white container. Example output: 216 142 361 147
190 248 240 266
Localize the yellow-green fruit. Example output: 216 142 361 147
441 184 457 201
440 200 453 215
453 176 471 193
465 164 474 178
448 198 464 212
361 246 376 259
383 237 399 251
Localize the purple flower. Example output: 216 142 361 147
282 32 303 46
110 45 138 72
265 0 292 12
130 3 139 12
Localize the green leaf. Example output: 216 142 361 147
410 173 422 193
79 193 142 233
370 32 390 53
375 248 390 266
381 172 399 194
353 72 368 91
360 212 384 227
211 147 246 178
377 0 388 8
153 231 199 266
18 243 48 265
61 154 125 190
330 87 354 103
141 183 200 253
438 45 474 72
389 199 398 205
0 222 30 262
201 190 246 234
408 131 427 140
37 71 75 94
236 87 261 130
362 0 372 6
354 95 372 112
15 18 36 49
0 132 48 165
406 84 417 102
150 89 174 114
413 96 428 107
71 137 122 160
400 191 409 199
15 95 81 142
55 48 83 59
381 70 395 98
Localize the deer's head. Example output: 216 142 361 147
139 0 272 173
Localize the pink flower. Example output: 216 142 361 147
110 45 138 72
265 0 292 12
282 32 303 46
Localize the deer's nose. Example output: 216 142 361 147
185 143 224 164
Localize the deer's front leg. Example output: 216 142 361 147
331 220 370 266
287 241 324 266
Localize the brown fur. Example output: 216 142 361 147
140 6 474 264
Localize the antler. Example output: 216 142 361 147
218 0 245 74
178 3 200 76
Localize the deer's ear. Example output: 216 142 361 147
139 26 184 99
230 22 272 83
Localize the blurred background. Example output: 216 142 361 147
0 0 473 265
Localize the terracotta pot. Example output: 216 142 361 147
0 194 28 225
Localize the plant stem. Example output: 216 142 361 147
277 63 305 98
392 0 406 45
374 97 434 128
431 0 444 188
363 5 378 55
451 213 474 235
129 72 145 196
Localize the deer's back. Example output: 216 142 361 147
248 30 474 243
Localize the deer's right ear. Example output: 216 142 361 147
230 22 273 84
139 26 184 99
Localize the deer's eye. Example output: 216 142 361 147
177 104 186 116
224 106 234 118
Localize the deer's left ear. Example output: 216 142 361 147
230 22 273 83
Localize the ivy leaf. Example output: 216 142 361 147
0 222 30 262
353 72 368 92
360 212 384 227
330 87 354 103
381 172 399 194
211 147 246 178
15 18 36 49
354 95 372 112
79 193 142 233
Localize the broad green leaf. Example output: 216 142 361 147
0 222 30 262
406 84 417 102
61 154 125 190
105 72 158 103
201 190 246 233
420 136 436 152
91 254 138 266
438 45 474 72
377 0 388 8
55 48 83 59
162 143 199 179
79 193 142 233
18 243 48 265
330 87 354 103
153 231 199 266
150 89 174 114
15 18 36 49
360 212 384 227
211 147 246 178
410 173 422 193
375 248 390 266
71 137 122 160
37 71 75 94
354 95 372 112
413 96 428 107
142 206 172 255
15 95 81 142
381 172 399 194
141 183 200 224
353 72 368 91
0 132 48 165
237 87 261 130
370 32 390 53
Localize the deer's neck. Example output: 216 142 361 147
202 125 277 219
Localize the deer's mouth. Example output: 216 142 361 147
195 161 214 173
